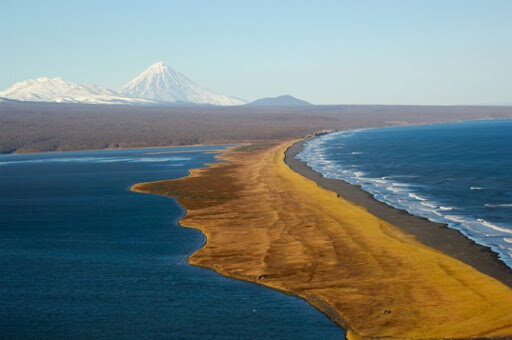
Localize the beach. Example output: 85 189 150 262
132 140 512 339
286 138 512 289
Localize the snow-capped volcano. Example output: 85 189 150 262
119 61 245 106
0 77 156 105
0 62 245 106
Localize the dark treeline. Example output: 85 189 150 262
1 102 511 153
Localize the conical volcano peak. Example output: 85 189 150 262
153 61 165 67
147 61 168 72
139 61 172 79
119 62 245 105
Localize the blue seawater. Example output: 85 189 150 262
0 146 341 339
298 119 512 268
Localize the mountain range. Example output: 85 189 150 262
0 62 246 106
0 77 156 105
0 62 311 106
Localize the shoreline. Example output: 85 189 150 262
132 140 512 339
285 137 512 289
130 147 351 336
1 142 232 156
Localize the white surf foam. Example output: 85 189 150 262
421 202 437 209
386 186 403 193
485 203 512 208
353 171 366 178
445 215 467 223
392 183 410 187
408 193 427 201
297 128 512 269
364 178 387 185
477 219 512 235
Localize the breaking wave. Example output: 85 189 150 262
297 121 512 268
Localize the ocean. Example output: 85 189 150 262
298 119 512 268
0 146 341 339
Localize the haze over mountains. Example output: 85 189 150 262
0 62 253 106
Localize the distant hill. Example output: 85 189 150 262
247 95 312 106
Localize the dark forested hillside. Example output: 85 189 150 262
1 102 511 153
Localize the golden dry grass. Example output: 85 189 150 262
131 142 512 339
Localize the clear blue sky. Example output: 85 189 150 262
1 0 511 104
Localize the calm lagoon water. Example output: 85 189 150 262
0 146 341 339
299 119 512 268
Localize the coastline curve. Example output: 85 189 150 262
132 140 512 339
285 137 512 289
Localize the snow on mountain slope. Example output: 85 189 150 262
119 61 245 106
0 77 157 105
